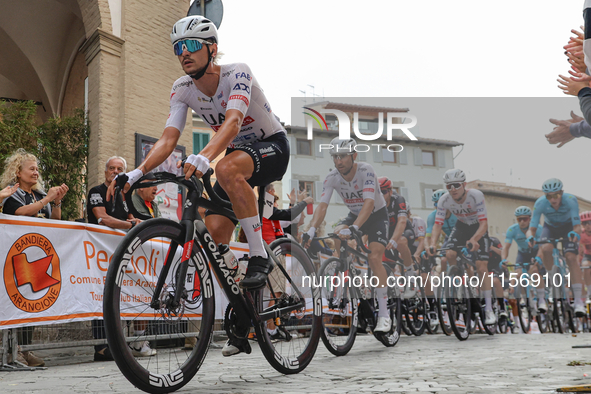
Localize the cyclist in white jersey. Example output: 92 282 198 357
303 138 391 332
106 17 289 354
428 169 495 324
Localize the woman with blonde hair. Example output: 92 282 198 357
1 148 68 219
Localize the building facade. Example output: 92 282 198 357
1 0 193 189
284 102 463 231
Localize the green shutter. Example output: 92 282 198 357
193 132 210 153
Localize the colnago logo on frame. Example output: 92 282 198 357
303 106 419 153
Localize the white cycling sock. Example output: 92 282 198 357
536 288 545 303
483 290 492 311
376 287 389 318
267 328 277 335
514 317 521 329
573 283 583 306
239 215 268 259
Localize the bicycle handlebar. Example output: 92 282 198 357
112 166 233 221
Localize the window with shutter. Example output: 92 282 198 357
193 132 209 154
424 188 434 208
438 149 446 168
413 148 422 166
399 149 407 165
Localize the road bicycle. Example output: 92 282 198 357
537 238 576 334
384 252 429 337
503 259 548 334
437 243 500 341
312 232 402 356
103 169 321 393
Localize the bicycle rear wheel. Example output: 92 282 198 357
104 219 215 394
317 257 358 356
405 291 426 336
481 297 498 336
374 263 402 347
552 287 568 334
445 266 471 341
437 294 453 336
254 239 321 373
516 292 532 333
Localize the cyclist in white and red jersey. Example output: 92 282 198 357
428 169 495 324
303 138 391 332
106 16 289 355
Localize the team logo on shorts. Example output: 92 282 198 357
4 233 61 313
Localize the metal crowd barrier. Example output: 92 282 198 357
0 320 226 370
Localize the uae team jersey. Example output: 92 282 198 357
320 162 386 216
165 63 285 148
530 193 580 228
435 189 487 226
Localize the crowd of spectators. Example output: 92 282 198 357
0 151 314 365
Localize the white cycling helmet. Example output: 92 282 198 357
171 15 218 45
443 169 466 184
329 137 357 156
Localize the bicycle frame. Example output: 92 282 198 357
122 171 310 338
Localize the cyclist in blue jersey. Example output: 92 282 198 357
501 206 546 312
527 178 584 315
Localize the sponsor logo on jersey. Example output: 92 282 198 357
363 188 374 193
242 116 255 126
221 100 227 109
235 72 252 81
217 91 224 99
200 107 212 111
264 103 271 113
259 146 274 154
399 202 407 210
232 83 251 94
229 94 249 107
221 68 235 77
172 80 193 91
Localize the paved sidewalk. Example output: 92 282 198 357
2 333 591 393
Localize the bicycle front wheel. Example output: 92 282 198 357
254 238 322 373
317 257 358 356
104 219 215 394
445 266 471 341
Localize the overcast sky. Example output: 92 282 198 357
194 0 589 197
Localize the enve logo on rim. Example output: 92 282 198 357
4 233 62 313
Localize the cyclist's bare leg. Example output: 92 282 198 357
368 241 390 324
566 251 584 308
540 243 554 272
397 236 413 268
215 150 272 288
566 251 583 285
445 250 457 266
205 214 237 245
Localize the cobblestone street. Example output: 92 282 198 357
3 332 591 393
